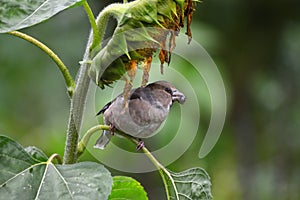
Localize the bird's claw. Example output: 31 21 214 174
136 139 144 151
109 124 115 135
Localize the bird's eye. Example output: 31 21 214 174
164 87 173 95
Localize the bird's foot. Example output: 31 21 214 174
109 124 116 135
136 139 144 151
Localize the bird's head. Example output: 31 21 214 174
148 81 186 104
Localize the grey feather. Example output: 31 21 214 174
94 131 112 149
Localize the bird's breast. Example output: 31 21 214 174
104 97 169 138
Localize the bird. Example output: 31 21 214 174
94 80 186 150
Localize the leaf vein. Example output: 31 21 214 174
51 163 74 199
34 162 49 200
178 192 193 200
14 0 49 29
0 162 44 188
0 154 33 166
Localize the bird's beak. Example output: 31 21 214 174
172 90 186 104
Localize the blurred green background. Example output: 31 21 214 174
1 0 300 199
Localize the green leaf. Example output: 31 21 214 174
109 176 148 200
25 146 48 162
0 135 113 200
0 0 84 33
88 0 187 89
0 135 37 184
166 168 212 200
124 0 159 24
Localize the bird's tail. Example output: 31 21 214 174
94 131 112 149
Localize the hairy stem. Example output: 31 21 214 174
63 3 94 164
63 3 125 164
93 3 126 54
7 31 75 97
63 38 91 164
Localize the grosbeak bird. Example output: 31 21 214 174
94 80 186 149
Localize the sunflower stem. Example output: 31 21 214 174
63 3 127 164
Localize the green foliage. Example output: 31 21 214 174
0 0 211 199
109 176 148 200
0 135 113 200
166 168 212 200
24 146 48 162
0 0 84 33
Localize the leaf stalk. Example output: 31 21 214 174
7 31 75 97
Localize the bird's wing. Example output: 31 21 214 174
96 101 113 116
128 87 167 125
128 97 153 125
96 88 138 116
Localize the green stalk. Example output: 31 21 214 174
77 125 177 200
47 153 63 164
7 31 75 97
63 34 92 164
63 1 95 164
94 3 127 53
63 2 126 164
77 125 110 157
82 1 100 52
124 135 178 200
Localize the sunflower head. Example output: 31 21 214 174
89 0 196 89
